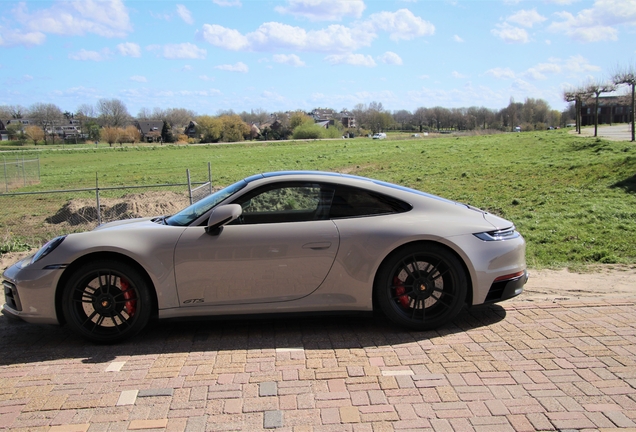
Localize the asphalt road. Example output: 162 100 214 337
573 124 635 141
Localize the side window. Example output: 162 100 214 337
330 186 411 218
231 183 334 224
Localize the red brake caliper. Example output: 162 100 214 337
393 276 410 307
120 278 136 316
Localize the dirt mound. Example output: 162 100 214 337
45 191 191 226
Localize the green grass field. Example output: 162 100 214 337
1 129 635 268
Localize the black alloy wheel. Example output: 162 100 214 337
376 244 467 330
62 260 152 343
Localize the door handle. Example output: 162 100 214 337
302 242 332 250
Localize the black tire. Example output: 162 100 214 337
62 260 152 343
375 244 467 330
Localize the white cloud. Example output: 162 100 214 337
117 42 141 57
275 0 365 21
365 9 435 41
507 9 547 28
0 29 46 47
198 24 249 51
491 23 529 43
485 67 516 79
198 9 434 53
182 65 193 71
524 62 562 80
548 0 636 43
176 5 194 25
68 48 112 61
377 51 403 65
273 54 306 67
453 35 464 43
452 71 469 79
213 0 242 6
12 0 132 38
325 53 376 67
130 75 147 82
215 62 249 72
561 54 601 74
162 43 206 59
199 75 215 81
485 56 600 83
545 0 582 4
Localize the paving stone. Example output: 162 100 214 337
264 410 284 428
137 388 174 397
260 381 278 397
0 300 635 431
116 390 138 406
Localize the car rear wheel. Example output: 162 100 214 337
376 244 467 330
62 260 152 343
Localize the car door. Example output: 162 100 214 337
173 182 339 306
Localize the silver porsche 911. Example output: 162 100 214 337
2 171 527 343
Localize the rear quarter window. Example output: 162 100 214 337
330 186 412 218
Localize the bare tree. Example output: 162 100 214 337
24 125 45 145
586 81 617 137
563 86 590 134
613 64 636 142
164 108 196 128
101 126 120 147
28 103 63 144
97 99 130 127
392 110 412 131
412 107 428 132
0 105 26 119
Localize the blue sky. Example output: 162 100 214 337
1 0 635 116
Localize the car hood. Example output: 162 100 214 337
92 216 156 231
483 212 514 230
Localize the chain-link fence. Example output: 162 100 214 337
1 157 40 192
0 166 213 250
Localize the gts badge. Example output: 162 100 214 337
183 298 204 304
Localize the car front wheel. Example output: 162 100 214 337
376 244 467 330
62 260 152 343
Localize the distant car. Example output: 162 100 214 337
372 133 387 139
2 171 527 343
412 134 420 137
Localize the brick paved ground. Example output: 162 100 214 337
1 298 635 431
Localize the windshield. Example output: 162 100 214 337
166 180 247 226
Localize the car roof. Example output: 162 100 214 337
243 171 459 206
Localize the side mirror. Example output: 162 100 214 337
205 204 242 235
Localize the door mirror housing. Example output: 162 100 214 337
205 204 242 235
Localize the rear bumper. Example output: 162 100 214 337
483 270 528 304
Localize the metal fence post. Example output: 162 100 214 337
187 169 193 205
208 162 212 195
96 173 102 225
22 157 26 187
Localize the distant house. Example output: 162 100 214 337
136 120 164 142
310 108 356 129
1 119 32 140
0 120 7 141
339 111 356 128
581 96 632 126
184 121 198 139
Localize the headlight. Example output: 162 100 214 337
22 235 67 267
474 227 520 241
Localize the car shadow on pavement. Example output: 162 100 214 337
0 304 505 367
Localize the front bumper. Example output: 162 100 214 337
483 270 528 304
2 262 62 325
